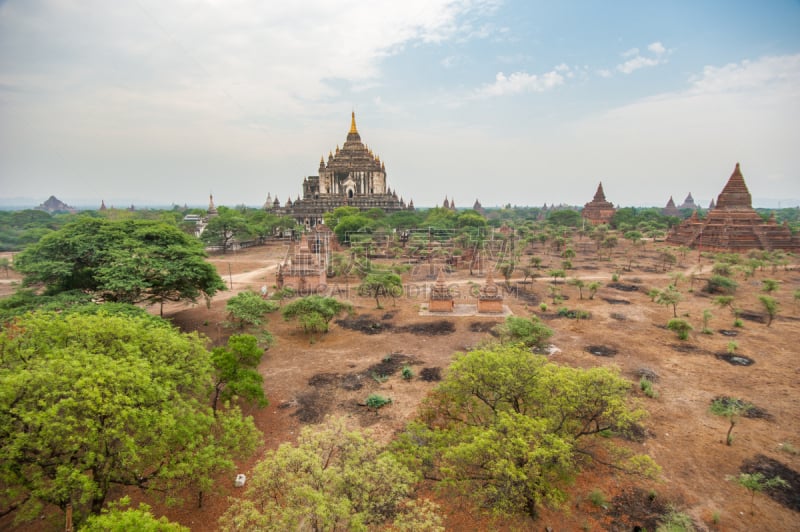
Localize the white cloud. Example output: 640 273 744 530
648 41 666 55
617 55 662 74
688 54 800 93
474 67 567 97
0 0 500 117
616 41 671 74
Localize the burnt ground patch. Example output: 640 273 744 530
603 298 631 305
741 454 800 512
419 367 442 382
289 389 331 423
670 343 700 354
585 345 618 357
608 282 639 292
397 320 455 335
719 329 739 337
469 321 501 335
610 312 627 321
365 353 417 378
513 288 540 305
336 315 393 334
291 354 418 423
605 487 675 532
715 353 755 366
739 310 766 324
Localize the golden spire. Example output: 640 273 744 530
349 111 358 134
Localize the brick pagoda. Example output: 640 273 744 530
266 113 412 229
666 163 799 252
276 234 327 292
476 271 504 313
662 196 681 217
581 182 616 225
428 269 454 312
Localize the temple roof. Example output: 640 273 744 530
346 111 361 143
593 182 607 202
715 162 752 210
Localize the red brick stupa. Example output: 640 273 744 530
581 182 616 226
666 163 799 252
662 196 681 217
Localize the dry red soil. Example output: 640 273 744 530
2 241 798 531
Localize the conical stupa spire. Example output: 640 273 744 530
716 162 752 209
593 182 607 202
349 111 358 134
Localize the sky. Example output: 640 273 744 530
1 1 799 210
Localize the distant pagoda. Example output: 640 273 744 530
581 182 616 225
678 193 697 210
666 163 799 252
35 195 76 213
662 196 681 217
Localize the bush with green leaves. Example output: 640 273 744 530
402 365 414 380
219 417 442 531
81 498 188 531
667 318 693 340
225 290 278 329
704 275 738 294
281 295 353 342
366 394 393 409
493 315 554 349
640 377 658 399
656 509 696 531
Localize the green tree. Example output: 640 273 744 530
587 281 601 300
567 277 586 299
15 217 225 315
731 473 789 515
758 295 779 326
761 278 779 294
281 295 353 342
493 315 554 349
334 214 374 244
394 344 657 519
323 206 361 228
358 271 403 308
211 334 268 414
201 209 251 253
546 209 582 227
225 290 278 329
0 311 260 525
701 309 713 334
220 417 442 532
656 285 683 317
81 498 188 531
709 397 753 446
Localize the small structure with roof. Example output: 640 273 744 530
476 271 504 313
428 268 454 312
